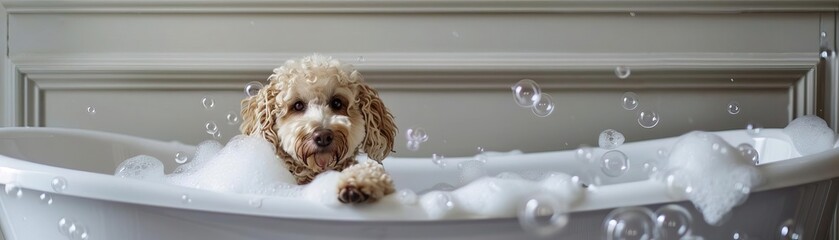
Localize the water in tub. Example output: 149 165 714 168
107 77 838 239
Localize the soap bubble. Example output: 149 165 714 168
40 193 53 205
654 204 693 239
213 131 222 139
778 219 802 240
175 152 189 164
745 122 762 136
575 146 595 163
58 217 73 236
662 170 691 198
4 183 22 198
244 81 264 97
86 106 96 115
51 177 68 192
517 193 569 237
430 183 456 192
201 96 215 109
205 121 218 134
731 231 750 240
603 207 655 240
638 109 660 128
431 154 446 168
226 112 240 125
406 127 429 142
406 140 420 151
357 56 366 62
642 162 659 175
396 189 418 205
531 93 556 117
248 197 263 208
820 50 832 59
727 101 741 115
737 144 760 165
512 79 542 107
475 147 488 163
621 92 640 110
657 148 669 160
432 191 454 210
599 129 625 149
181 194 192 204
615 66 631 79
600 150 629 177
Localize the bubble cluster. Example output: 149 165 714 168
600 150 629 177
615 66 631 79
737 144 759 165
431 154 446 168
637 109 660 128
52 177 68 193
406 127 429 151
86 106 96 115
201 97 215 110
621 92 640 110
603 207 654 240
226 112 240 125
511 79 555 117
517 193 569 237
4 183 22 198
654 204 692 239
727 101 741 115
599 129 625 149
244 81 264 97
58 217 89 240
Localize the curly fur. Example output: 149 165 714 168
240 54 397 203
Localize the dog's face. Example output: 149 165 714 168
240 55 396 178
275 76 366 172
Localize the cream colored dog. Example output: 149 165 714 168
240 54 396 203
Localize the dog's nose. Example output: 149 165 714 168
313 129 334 147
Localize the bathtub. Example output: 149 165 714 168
0 127 837 239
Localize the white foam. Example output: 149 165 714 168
114 155 165 181
418 173 583 219
163 135 296 195
301 171 342 206
660 131 761 225
784 115 836 156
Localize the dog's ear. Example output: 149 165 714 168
356 82 396 162
240 82 282 154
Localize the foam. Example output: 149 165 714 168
163 135 296 195
659 131 761 225
419 173 583 219
114 155 165 181
784 115 836 156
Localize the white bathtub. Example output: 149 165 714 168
0 127 838 239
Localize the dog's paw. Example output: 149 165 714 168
338 185 370 204
336 159 396 204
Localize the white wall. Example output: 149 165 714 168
0 0 836 158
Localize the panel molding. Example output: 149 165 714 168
14 52 819 127
1 0 837 14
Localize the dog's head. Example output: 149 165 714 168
240 55 396 178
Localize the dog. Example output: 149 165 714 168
240 54 397 204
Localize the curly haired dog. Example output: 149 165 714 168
240 54 397 204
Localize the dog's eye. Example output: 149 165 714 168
330 98 343 110
292 101 306 112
